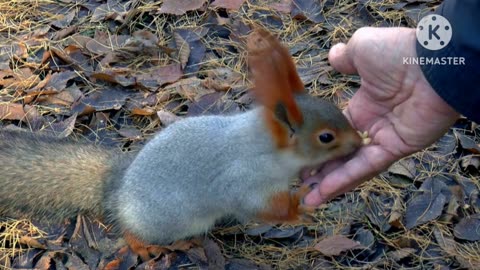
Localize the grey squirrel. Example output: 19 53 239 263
0 28 362 260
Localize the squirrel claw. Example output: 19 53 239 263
293 185 316 222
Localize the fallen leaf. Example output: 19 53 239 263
47 113 78 138
35 252 54 270
157 110 181 126
314 235 365 256
388 158 417 179
174 27 207 73
91 69 136 87
364 194 392 232
49 45 93 71
165 77 215 101
263 226 304 240
158 0 207 15
440 195 460 222
1 68 39 89
131 107 156 116
136 64 183 90
433 227 479 269
11 249 42 268
227 258 270 270
51 10 75 28
405 178 450 229
435 132 457 154
454 130 480 154
29 70 77 95
72 88 131 114
19 236 46 249
454 214 480 241
245 224 273 236
85 32 129 55
388 196 404 229
211 0 246 10
186 247 208 266
187 92 234 116
51 25 78 41
91 1 130 23
174 32 190 69
117 127 142 140
460 155 480 171
291 0 325 23
0 103 25 120
270 0 293 13
353 228 375 248
203 238 225 270
387 248 416 261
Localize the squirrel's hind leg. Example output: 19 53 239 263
124 232 157 261
124 232 199 262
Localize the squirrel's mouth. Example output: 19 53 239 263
298 148 359 184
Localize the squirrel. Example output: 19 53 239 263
0 28 362 260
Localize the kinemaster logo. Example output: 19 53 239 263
403 14 465 66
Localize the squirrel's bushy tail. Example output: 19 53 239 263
0 130 133 220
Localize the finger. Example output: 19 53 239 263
300 158 349 182
303 145 396 206
328 43 358 75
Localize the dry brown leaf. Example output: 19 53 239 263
19 236 46 249
51 25 78 41
2 68 40 89
135 64 183 90
211 0 246 10
0 103 25 120
131 107 156 116
35 252 53 270
91 2 129 23
388 196 404 229
33 71 77 94
314 235 365 256
388 158 417 179
51 10 76 28
174 32 190 69
158 0 207 15
387 248 416 261
202 238 225 270
165 77 215 101
91 69 135 87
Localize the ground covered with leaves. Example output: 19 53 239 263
1 0 480 269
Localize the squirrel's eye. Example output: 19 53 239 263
318 132 335 144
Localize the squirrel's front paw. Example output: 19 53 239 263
257 184 317 224
292 184 317 222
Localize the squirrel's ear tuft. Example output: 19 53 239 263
247 27 305 148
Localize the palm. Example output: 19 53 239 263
304 27 459 206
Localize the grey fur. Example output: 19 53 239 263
111 94 359 244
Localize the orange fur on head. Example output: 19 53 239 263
247 27 305 148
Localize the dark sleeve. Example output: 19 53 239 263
416 0 480 123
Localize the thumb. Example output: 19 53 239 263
328 43 358 75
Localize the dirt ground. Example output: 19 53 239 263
1 0 480 269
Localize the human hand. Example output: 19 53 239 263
303 27 459 206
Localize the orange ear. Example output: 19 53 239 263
247 27 304 148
